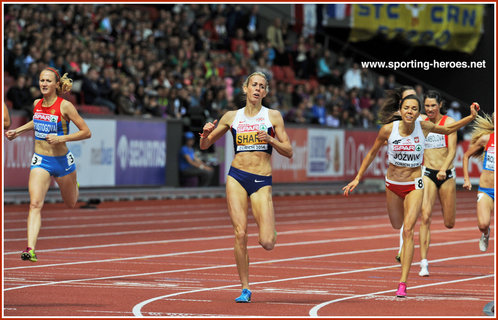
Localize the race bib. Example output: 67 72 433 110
31 154 43 166
415 177 424 189
66 152 75 166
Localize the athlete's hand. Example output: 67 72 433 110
470 102 479 119
342 179 359 196
436 170 447 180
256 130 273 143
5 129 18 140
201 119 218 138
462 179 472 191
46 134 63 144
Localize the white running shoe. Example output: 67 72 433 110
419 259 429 277
479 228 490 252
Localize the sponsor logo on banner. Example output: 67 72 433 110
115 120 167 185
307 128 344 178
117 135 166 170
350 4 485 54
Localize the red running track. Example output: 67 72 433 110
3 190 494 317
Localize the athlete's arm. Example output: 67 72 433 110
462 135 489 190
46 100 91 144
4 120 34 140
423 102 478 136
343 123 391 196
260 109 292 158
5 100 38 140
199 111 233 150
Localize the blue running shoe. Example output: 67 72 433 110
235 289 251 303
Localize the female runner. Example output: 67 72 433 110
343 94 478 297
199 72 293 302
462 112 494 252
5 67 91 262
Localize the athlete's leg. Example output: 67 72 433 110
439 178 456 229
54 170 79 208
477 192 493 233
226 176 250 289
400 189 423 283
250 186 276 250
419 177 438 261
386 188 405 229
27 168 52 250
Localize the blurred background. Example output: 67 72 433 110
3 3 494 202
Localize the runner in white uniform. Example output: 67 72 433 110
343 94 478 297
199 72 293 303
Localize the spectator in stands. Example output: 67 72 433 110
447 100 464 142
343 62 363 91
326 104 342 128
317 49 334 85
7 74 33 118
358 107 376 128
81 67 116 112
311 95 327 125
116 84 140 116
7 43 27 78
179 131 213 187
243 5 260 40
415 84 424 103
231 28 248 58
373 75 387 100
361 68 376 93
386 74 397 89
267 17 285 63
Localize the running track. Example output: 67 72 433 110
3 190 494 317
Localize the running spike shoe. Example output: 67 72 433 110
21 247 37 262
235 289 252 303
479 228 490 252
395 282 407 298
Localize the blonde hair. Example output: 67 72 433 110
242 71 269 93
469 112 494 158
43 67 73 95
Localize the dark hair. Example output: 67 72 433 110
399 94 421 111
423 89 446 115
378 85 414 124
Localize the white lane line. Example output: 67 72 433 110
2 203 397 232
3 200 389 223
131 253 494 317
4 240 492 291
2 216 479 256
3 206 477 232
308 274 495 317
4 225 481 270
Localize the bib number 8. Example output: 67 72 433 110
415 177 424 189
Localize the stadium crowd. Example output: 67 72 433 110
4 3 436 132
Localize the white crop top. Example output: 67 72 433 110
388 120 425 168
230 106 274 154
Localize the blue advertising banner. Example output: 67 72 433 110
115 120 167 186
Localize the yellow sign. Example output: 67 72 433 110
350 4 484 54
